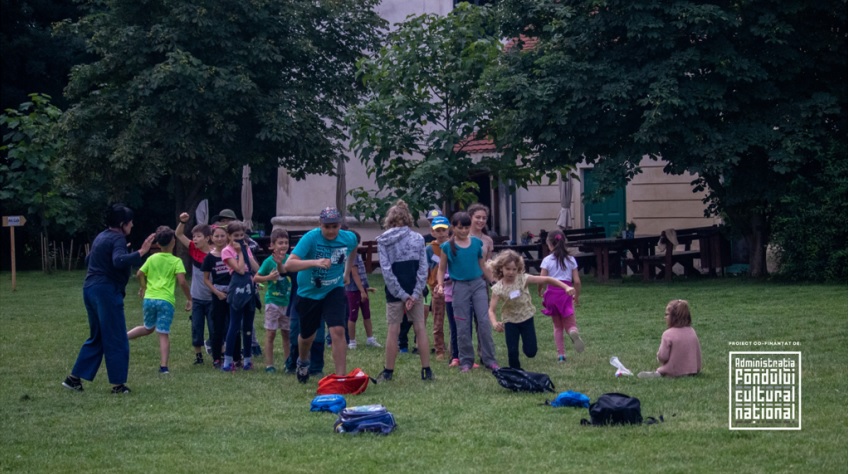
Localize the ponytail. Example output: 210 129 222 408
546 229 572 272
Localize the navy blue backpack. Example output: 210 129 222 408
334 405 397 435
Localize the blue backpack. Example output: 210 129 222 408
334 404 397 435
311 394 346 414
545 390 590 408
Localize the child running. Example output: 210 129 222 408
255 228 292 373
128 226 192 374
221 221 260 371
435 211 499 373
488 250 576 370
638 299 702 378
539 229 584 362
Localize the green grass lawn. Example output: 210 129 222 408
0 271 846 473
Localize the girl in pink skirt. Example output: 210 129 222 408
538 229 584 362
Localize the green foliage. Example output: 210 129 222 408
772 145 848 282
349 2 546 220
58 0 385 211
0 93 90 238
486 0 847 277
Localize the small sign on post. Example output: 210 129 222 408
3 215 27 291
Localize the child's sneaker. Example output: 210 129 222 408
399 348 408 354
265 366 276 373
449 358 460 367
460 365 471 373
243 361 254 371
638 371 661 379
472 363 480 369
159 366 170 374
557 355 567 363
213 360 222 370
487 363 500 370
221 363 234 372
366 337 382 348
569 331 585 353
348 340 357 350
111 384 131 394
62 376 83 392
421 367 434 381
296 360 310 384
376 369 393 383
194 353 204 365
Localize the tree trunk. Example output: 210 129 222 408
746 212 769 277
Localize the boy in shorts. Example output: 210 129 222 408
255 228 292 373
283 207 358 383
128 226 192 374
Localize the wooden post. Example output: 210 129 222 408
10 226 16 291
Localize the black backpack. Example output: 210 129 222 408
492 367 555 393
582 393 643 426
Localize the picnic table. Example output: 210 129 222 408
578 226 729 282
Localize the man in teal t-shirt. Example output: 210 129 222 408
283 207 358 383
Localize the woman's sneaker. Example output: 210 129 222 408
111 384 131 394
421 367 434 381
62 376 83 392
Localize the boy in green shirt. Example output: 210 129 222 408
255 228 292 373
128 226 191 374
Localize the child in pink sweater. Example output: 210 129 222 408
638 299 702 378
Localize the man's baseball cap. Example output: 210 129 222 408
319 207 342 224
426 209 443 221
431 216 449 229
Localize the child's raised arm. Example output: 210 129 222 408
174 212 192 248
488 294 504 332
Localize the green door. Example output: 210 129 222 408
582 169 625 237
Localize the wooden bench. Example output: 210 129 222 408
492 242 547 271
564 227 609 274
358 240 380 273
636 227 724 282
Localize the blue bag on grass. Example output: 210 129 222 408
545 390 590 408
334 404 397 435
311 394 346 414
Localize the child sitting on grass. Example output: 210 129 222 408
488 250 575 370
638 299 702 378
128 226 192 374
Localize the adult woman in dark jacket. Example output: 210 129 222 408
62 204 155 394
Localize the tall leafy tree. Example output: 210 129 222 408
59 0 385 217
349 3 539 221
486 0 847 276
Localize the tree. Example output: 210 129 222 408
486 0 847 276
0 0 88 111
348 3 542 221
0 93 96 270
59 0 385 219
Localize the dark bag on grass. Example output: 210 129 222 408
492 367 555 393
334 404 397 435
582 393 643 426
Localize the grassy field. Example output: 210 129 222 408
0 270 846 473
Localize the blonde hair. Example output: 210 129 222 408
383 200 414 229
488 249 526 280
666 299 692 328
